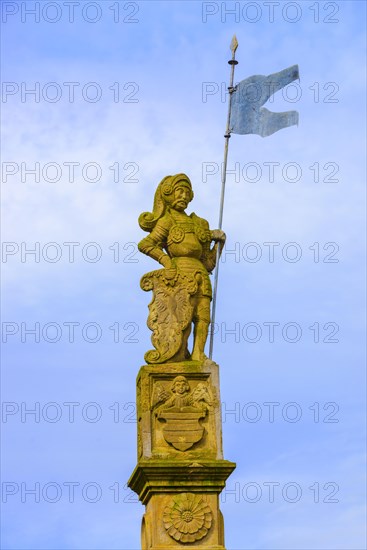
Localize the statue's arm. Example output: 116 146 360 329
202 239 224 273
138 218 171 268
156 395 175 415
198 217 226 273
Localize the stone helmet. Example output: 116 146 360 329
139 174 194 232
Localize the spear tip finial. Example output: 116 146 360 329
230 34 238 55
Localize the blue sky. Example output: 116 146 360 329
1 1 366 549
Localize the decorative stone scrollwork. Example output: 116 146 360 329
163 493 213 543
141 269 197 364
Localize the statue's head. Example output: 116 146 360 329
160 174 194 209
171 375 190 395
139 174 194 231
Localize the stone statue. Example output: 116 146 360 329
138 173 226 364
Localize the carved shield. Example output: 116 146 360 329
159 408 205 451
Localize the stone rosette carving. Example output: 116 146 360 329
163 493 213 543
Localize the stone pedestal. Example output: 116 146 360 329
128 360 236 549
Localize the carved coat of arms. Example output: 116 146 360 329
152 376 214 452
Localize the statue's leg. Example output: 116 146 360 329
182 323 192 360
191 295 211 362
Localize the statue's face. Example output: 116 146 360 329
174 380 188 394
171 184 191 212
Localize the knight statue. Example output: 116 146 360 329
138 173 225 364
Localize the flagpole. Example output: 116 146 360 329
209 35 238 360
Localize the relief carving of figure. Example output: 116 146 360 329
138 174 225 364
152 376 214 451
